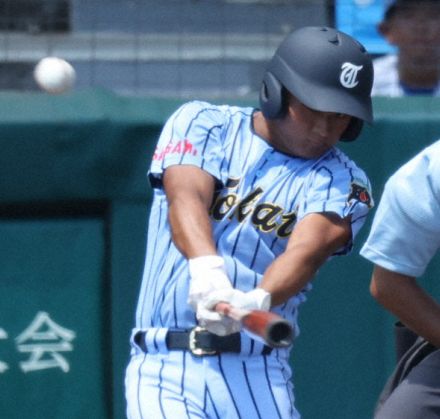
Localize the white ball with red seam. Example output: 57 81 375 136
34 57 76 94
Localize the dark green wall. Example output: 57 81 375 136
0 89 438 419
294 97 440 419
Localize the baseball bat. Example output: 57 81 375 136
215 302 294 348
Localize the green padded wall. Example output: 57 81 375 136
0 217 108 418
0 90 438 419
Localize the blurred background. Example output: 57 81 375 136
1 1 439 419
0 0 390 99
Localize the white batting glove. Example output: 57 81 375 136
187 255 232 311
196 304 240 336
204 288 271 312
197 288 271 336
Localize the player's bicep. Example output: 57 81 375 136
162 165 218 258
163 165 216 210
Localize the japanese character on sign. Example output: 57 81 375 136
0 327 8 373
15 311 76 373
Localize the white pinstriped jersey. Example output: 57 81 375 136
134 100 373 337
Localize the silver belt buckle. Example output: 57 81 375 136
189 326 217 356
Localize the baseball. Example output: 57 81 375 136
34 57 76 94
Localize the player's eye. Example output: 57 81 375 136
329 112 348 119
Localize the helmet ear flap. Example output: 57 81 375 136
260 72 285 119
340 118 363 142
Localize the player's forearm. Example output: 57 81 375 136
371 266 440 348
262 213 352 306
260 245 326 306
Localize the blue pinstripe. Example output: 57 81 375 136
218 356 242 419
206 387 221 419
125 100 373 418
136 354 147 419
181 353 191 419
263 356 283 419
158 360 166 418
242 361 263 419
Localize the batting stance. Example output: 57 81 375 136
125 26 374 419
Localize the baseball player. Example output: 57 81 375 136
125 26 374 419
360 140 440 418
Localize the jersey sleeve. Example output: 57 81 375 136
360 144 440 276
298 152 374 255
148 101 226 187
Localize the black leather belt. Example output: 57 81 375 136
135 327 272 356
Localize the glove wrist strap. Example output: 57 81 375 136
250 288 271 310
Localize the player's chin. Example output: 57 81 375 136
280 139 332 159
291 148 328 159
309 149 331 159
301 142 333 159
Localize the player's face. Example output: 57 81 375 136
270 95 351 159
381 3 440 59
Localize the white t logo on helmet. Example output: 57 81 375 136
340 62 363 88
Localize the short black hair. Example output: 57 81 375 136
385 0 439 21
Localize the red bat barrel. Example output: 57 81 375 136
216 303 294 348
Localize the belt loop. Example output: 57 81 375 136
240 333 269 356
145 329 159 354
155 328 169 353
254 341 269 355
240 333 252 355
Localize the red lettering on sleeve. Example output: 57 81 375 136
152 138 199 161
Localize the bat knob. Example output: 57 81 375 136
266 320 294 348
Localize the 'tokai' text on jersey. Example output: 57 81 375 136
210 180 297 238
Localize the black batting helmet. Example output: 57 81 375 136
259 26 374 142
